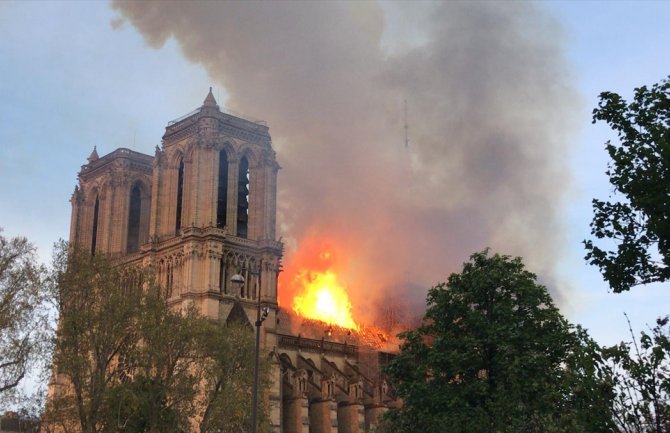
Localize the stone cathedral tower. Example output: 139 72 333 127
70 87 282 340
68 90 395 433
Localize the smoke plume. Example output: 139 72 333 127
112 1 578 322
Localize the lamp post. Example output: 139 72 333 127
231 263 268 433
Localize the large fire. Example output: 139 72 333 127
281 243 361 331
280 239 402 351
292 269 359 331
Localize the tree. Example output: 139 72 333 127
44 244 145 433
99 292 205 433
197 321 271 433
584 76 670 292
43 243 270 433
381 250 614 433
102 299 268 433
599 315 670 433
0 228 47 399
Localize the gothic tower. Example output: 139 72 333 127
70 87 282 331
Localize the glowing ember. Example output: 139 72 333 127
292 270 360 331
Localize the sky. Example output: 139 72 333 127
1 0 670 350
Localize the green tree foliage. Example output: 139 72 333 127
0 228 48 400
381 250 614 433
43 244 269 433
600 315 670 433
197 322 271 433
44 244 146 433
99 294 205 433
584 77 670 292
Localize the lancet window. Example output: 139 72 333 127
216 150 228 228
237 156 249 238
175 160 184 234
127 183 142 253
91 196 100 255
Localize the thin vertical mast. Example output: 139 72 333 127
404 99 409 148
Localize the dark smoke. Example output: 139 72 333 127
112 1 578 321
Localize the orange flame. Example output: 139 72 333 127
280 237 404 350
292 270 359 331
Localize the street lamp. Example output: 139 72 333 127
231 263 268 433
230 273 245 294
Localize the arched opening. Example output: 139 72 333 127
127 183 142 253
237 156 249 238
91 195 100 255
175 159 184 234
216 150 228 228
226 301 253 330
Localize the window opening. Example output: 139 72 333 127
237 156 249 238
217 150 228 228
175 160 184 234
127 184 142 252
91 196 99 255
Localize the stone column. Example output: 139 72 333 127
267 161 279 240
226 156 239 235
338 403 365 433
209 147 218 227
365 380 391 432
79 192 92 251
114 176 131 255
283 397 309 433
101 185 115 254
283 370 310 433
338 380 365 433
182 148 195 229
69 186 82 245
248 163 257 240
149 146 164 239
268 361 282 433
364 406 385 433
193 143 202 227
164 157 177 238
309 377 338 433
308 400 336 433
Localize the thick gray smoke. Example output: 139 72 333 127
112 1 578 321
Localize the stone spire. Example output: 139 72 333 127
87 146 99 163
203 87 218 107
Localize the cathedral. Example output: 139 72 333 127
67 90 397 433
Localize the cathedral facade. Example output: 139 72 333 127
68 90 395 433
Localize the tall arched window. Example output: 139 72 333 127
237 156 249 238
91 196 100 255
216 150 228 228
127 183 142 253
175 160 184 234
